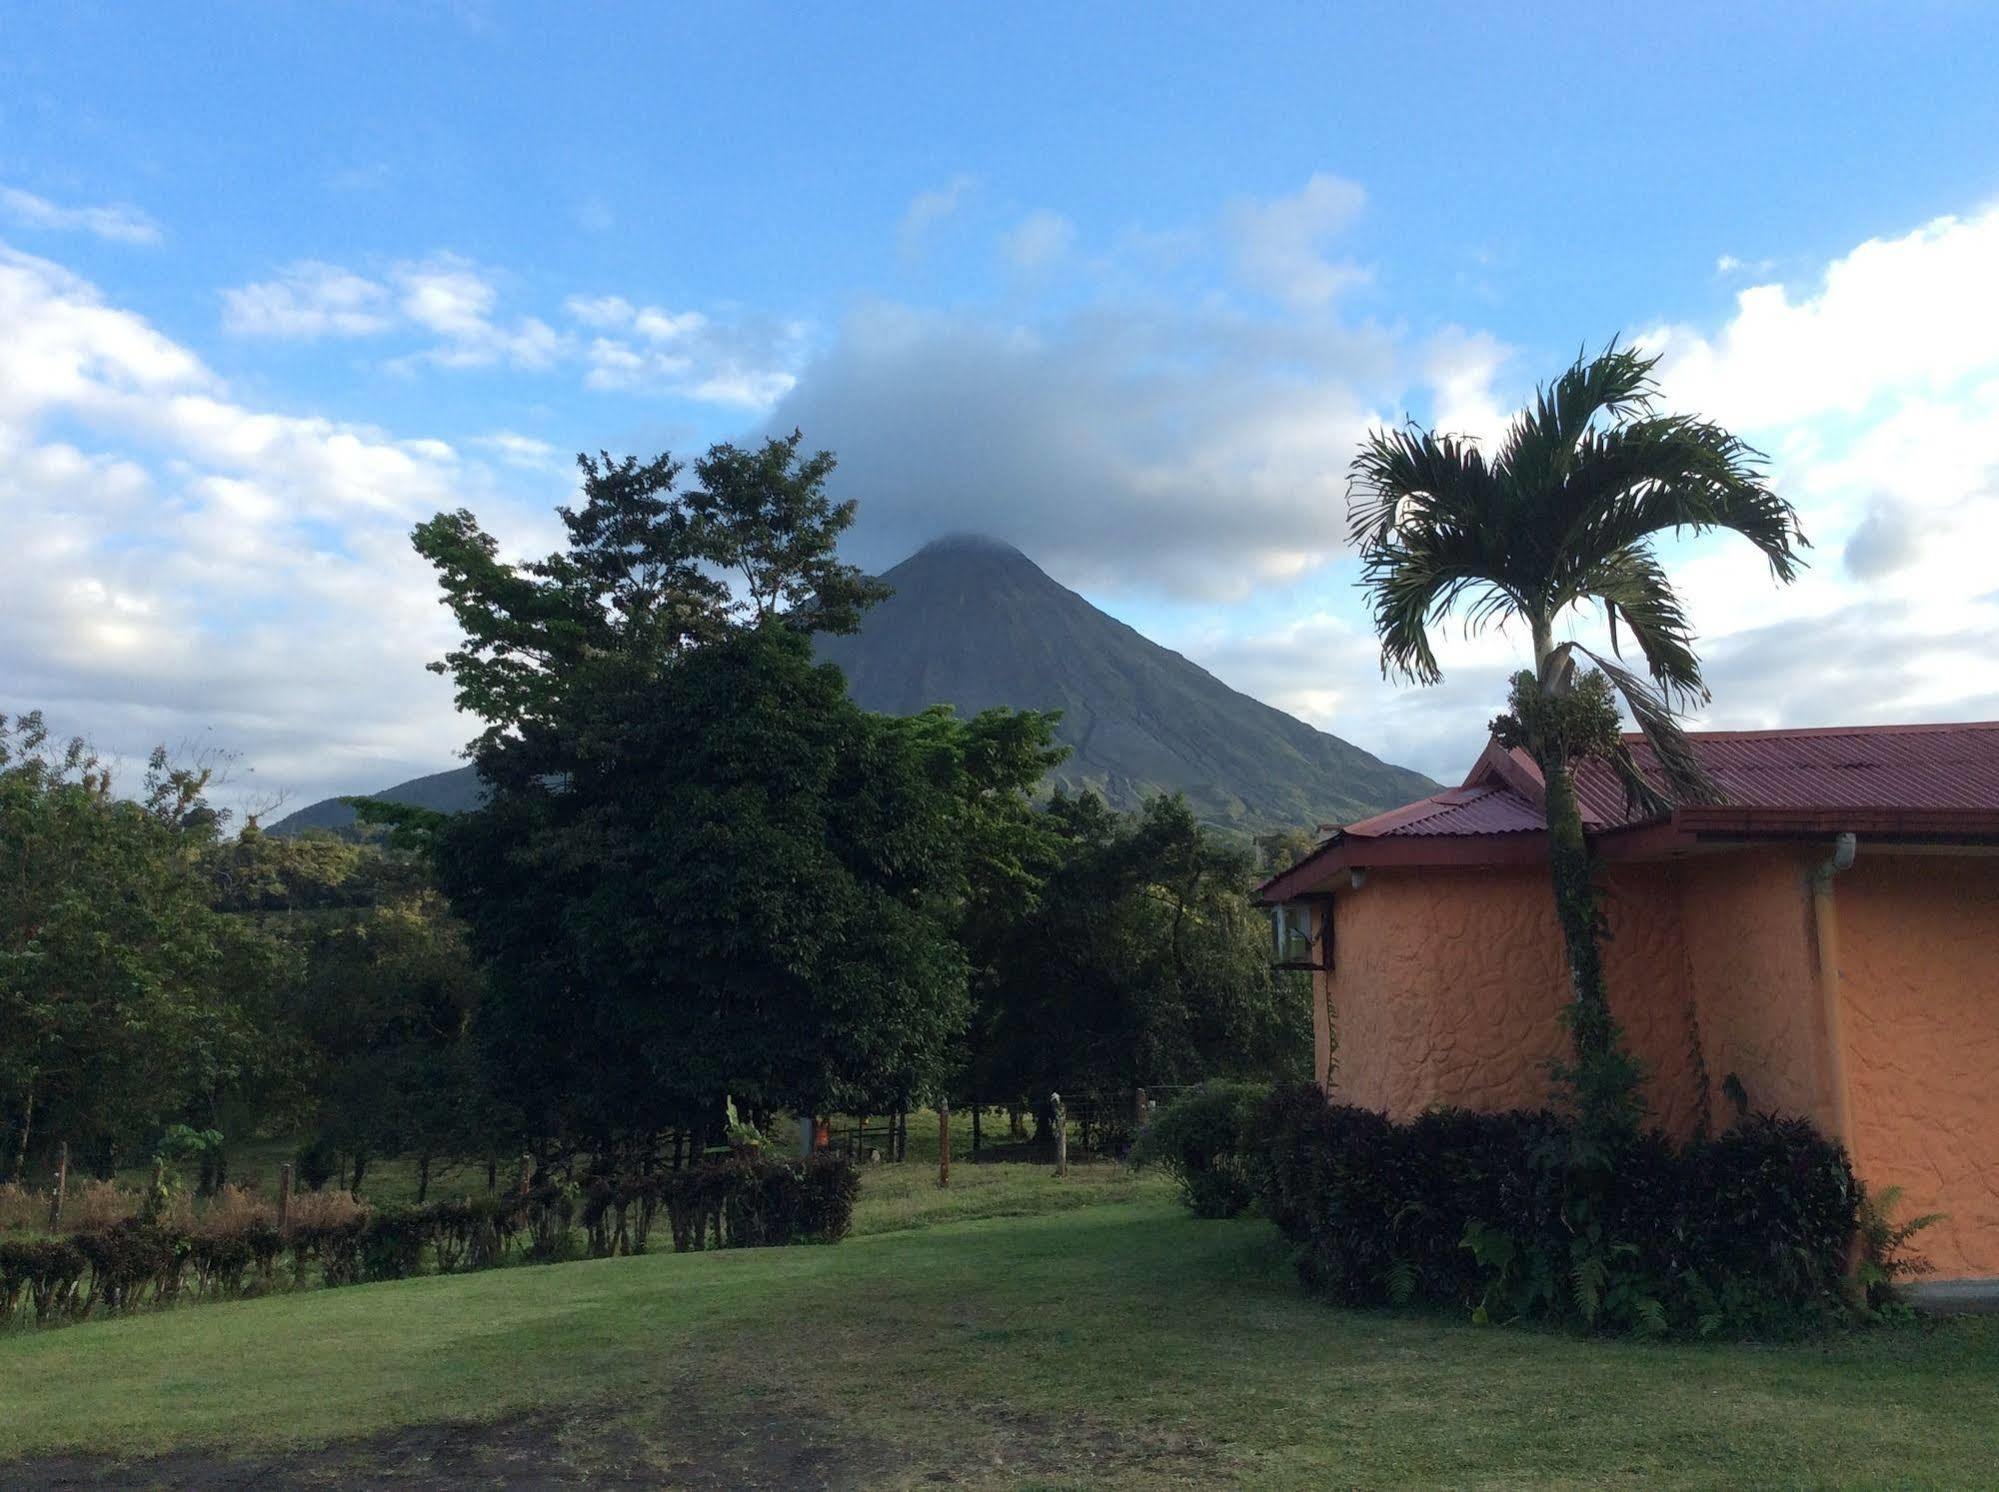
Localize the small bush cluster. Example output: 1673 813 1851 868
660 1154 860 1253
1128 1082 1270 1218
1251 1083 1868 1337
0 1154 861 1330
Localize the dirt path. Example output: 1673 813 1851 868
0 1407 881 1490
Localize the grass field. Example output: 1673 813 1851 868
5 1161 1997 1489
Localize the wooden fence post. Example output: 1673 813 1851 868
1052 1092 1068 1178
277 1162 293 1233
937 1100 951 1188
516 1151 533 1196
971 1104 982 1160
1134 1087 1148 1135
47 1141 68 1232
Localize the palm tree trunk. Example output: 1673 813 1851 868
1540 753 1638 1132
1542 759 1611 1056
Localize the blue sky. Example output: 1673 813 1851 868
4 2 1998 813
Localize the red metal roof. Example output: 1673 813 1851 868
1342 783 1548 838
1259 720 1999 903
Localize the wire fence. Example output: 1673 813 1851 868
829 1084 1209 1165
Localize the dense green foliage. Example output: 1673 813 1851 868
1347 343 1807 1131
969 792 1310 1111
1254 1083 1866 1337
1129 1080 1270 1217
0 715 290 1180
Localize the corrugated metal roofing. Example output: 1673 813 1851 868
1577 721 1999 828
1343 784 1547 838
1353 721 1999 840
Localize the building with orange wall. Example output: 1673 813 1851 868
1259 722 1999 1285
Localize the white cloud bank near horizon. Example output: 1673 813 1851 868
1181 204 1999 780
4 190 1997 811
0 242 569 816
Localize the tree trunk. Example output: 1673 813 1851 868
1540 753 1634 1132
10 1085 32 1182
416 1152 432 1204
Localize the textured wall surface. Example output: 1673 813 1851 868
1678 848 1833 1132
1324 864 1700 1131
1839 855 1999 1279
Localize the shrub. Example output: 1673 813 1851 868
73 1219 188 1313
0 1237 87 1325
1254 1083 1866 1337
284 1188 367 1286
1129 1081 1270 1218
662 1155 859 1252
70 1179 135 1231
359 1206 431 1282
799 1153 860 1243
0 1183 46 1233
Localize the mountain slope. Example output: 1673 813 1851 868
816 535 1437 833
266 765 484 835
270 535 1437 837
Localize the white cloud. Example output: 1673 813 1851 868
564 294 636 329
219 254 565 366
0 185 162 245
1001 209 1076 271
1226 173 1368 308
0 241 562 816
899 174 976 255
216 256 802 407
1424 327 1512 446
393 255 568 369
473 431 568 472
570 294 807 409
221 261 394 338
1649 205 1999 429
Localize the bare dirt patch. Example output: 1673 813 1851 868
0 1401 889 1491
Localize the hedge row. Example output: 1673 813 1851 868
0 1153 858 1330
1253 1083 1862 1336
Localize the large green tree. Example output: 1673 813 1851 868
1347 343 1806 1128
415 435 995 1160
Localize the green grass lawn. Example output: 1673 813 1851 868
5 1164 1996 1488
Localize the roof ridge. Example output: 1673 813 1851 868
1623 720 1999 744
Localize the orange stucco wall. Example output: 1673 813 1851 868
1677 847 1837 1132
1318 848 1999 1280
1323 862 1702 1136
1838 855 1999 1279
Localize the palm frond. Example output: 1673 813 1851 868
1346 424 1499 548
1562 416 1808 583
1573 644 1723 812
1349 426 1522 684
1496 340 1658 505
1577 546 1706 707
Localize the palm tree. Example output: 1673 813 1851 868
1347 342 1806 1128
